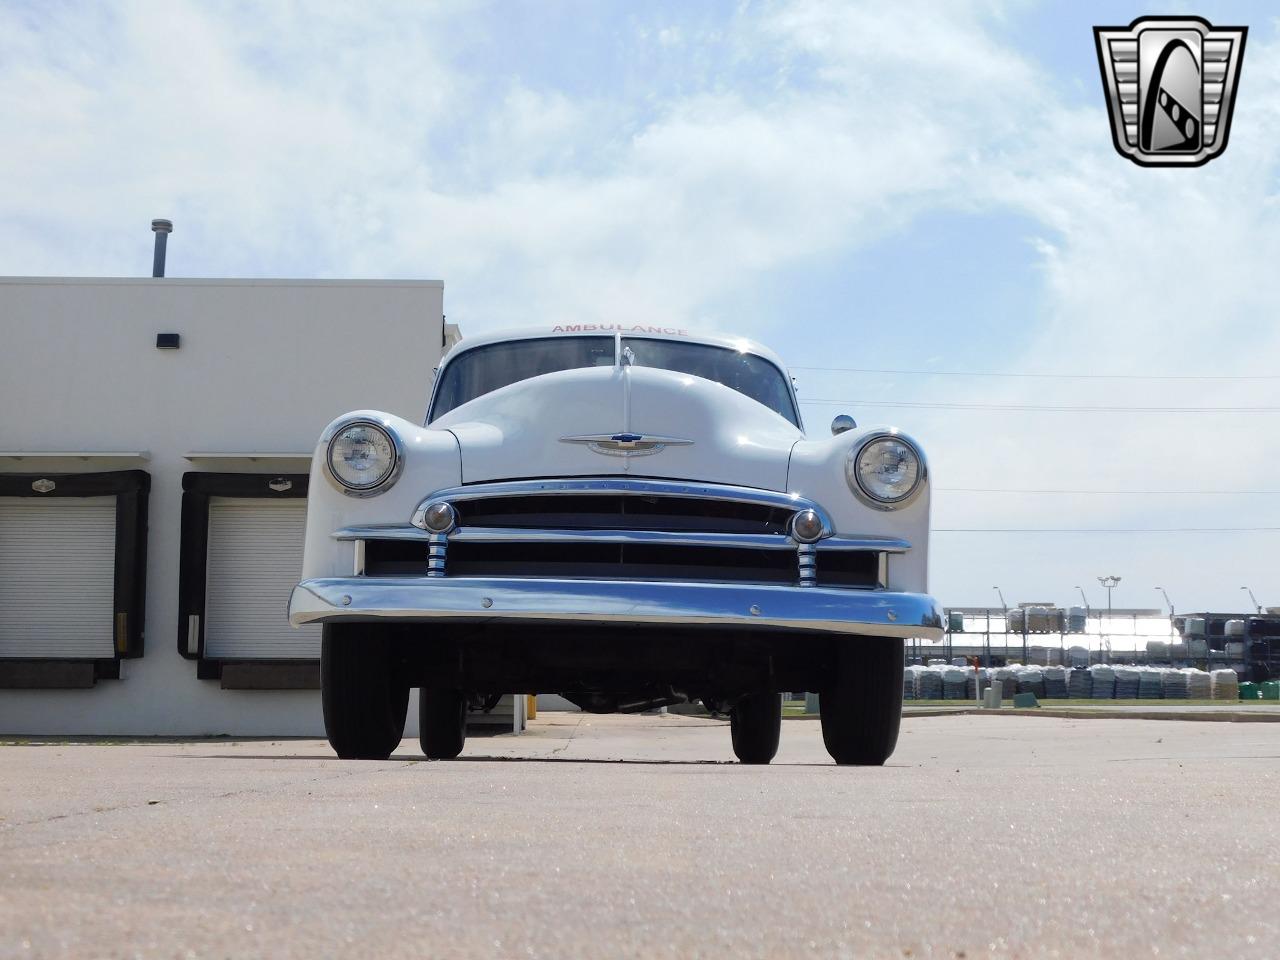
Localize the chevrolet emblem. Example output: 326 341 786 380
560 433 695 458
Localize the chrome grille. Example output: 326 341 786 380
347 478 906 588
456 492 790 535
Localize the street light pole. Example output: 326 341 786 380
994 587 1008 657
1156 586 1174 616
1241 586 1261 614
1098 576 1121 664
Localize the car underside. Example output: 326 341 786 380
348 619 886 713
320 617 909 767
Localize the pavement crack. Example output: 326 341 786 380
548 714 586 756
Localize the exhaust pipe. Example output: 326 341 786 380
151 219 173 277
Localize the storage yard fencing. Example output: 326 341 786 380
783 667 1279 712
913 608 1280 682
897 664 1274 701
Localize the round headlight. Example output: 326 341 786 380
847 434 924 507
327 420 400 494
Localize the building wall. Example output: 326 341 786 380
0 278 450 736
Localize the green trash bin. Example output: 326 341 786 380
1261 681 1280 701
1239 682 1260 701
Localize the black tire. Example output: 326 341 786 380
730 691 782 764
320 624 409 760
819 638 904 766
419 688 467 759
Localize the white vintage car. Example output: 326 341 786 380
290 326 942 764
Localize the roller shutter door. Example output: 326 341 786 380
0 497 117 658
204 498 320 659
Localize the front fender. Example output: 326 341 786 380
787 426 931 594
301 410 462 580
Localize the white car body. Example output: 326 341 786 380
293 325 942 762
294 327 938 623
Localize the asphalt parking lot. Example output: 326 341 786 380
3 713 1278 959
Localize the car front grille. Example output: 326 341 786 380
368 537 802 583
355 479 893 588
455 492 791 534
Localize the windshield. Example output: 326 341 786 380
430 337 615 419
622 338 799 426
429 335 799 426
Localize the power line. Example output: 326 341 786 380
792 365 1279 382
800 398 1280 413
937 487 1280 495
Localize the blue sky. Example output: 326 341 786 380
2 0 1278 612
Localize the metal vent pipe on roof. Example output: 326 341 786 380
151 219 173 277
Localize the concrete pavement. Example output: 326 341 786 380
2 713 1278 959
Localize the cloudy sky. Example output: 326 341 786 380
2 0 1277 613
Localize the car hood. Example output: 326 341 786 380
433 365 802 489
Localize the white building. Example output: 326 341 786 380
0 276 469 736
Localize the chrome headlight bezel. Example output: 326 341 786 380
323 417 405 497
845 431 927 510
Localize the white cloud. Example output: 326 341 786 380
0 0 1045 315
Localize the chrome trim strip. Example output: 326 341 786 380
818 536 911 553
454 528 794 550
353 539 366 576
411 478 835 533
334 524 427 541
289 577 944 640
333 524 910 554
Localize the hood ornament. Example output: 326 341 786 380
561 433 694 458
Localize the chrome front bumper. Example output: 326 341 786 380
289 576 944 640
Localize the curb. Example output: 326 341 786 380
895 707 1280 723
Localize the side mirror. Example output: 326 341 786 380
830 414 856 435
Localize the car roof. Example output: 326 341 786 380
440 324 790 372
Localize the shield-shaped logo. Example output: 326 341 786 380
1094 17 1247 167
